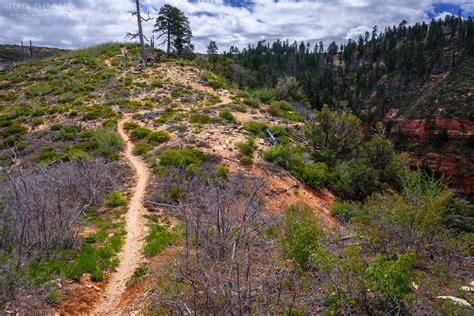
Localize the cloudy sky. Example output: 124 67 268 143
1 0 473 52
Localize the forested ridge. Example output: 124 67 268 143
210 15 474 121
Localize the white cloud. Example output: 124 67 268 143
0 0 472 52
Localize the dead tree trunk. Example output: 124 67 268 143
135 0 147 66
29 40 33 59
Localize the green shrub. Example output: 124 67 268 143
32 117 44 126
2 123 27 138
130 127 151 140
132 141 149 156
282 204 322 270
189 113 211 124
219 108 237 123
147 130 171 145
150 79 163 88
243 97 261 108
268 101 304 122
25 83 53 98
201 71 228 89
132 264 149 280
168 186 183 201
251 88 276 103
36 146 61 163
46 289 61 305
301 162 330 189
331 201 363 223
240 155 253 165
123 122 140 131
244 120 267 137
94 128 123 159
144 223 182 256
159 148 205 168
50 124 63 131
106 191 127 207
236 137 256 156
365 252 417 308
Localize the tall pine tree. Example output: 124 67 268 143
154 4 192 57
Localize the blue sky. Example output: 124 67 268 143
0 0 473 52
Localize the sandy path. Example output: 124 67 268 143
94 117 149 315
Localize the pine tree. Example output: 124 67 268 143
154 4 192 56
207 41 218 62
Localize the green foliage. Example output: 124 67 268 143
130 127 152 140
32 117 44 126
282 204 322 270
306 104 362 161
46 289 61 305
331 201 363 223
250 88 276 103
244 120 267 137
25 83 53 98
2 123 27 138
201 71 229 89
362 170 452 255
219 108 237 123
268 101 303 122
235 137 256 156
239 155 253 165
123 122 140 131
147 130 171 145
243 97 261 108
132 141 150 156
155 4 193 57
159 148 205 168
300 162 330 189
106 191 127 207
144 223 182 256
94 128 123 159
189 113 211 124
365 253 417 308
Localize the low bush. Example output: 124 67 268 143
244 120 267 137
219 108 237 123
130 127 152 140
94 128 123 159
236 137 256 156
106 191 127 207
282 204 323 270
268 101 304 122
243 97 261 108
331 201 363 223
123 122 140 131
132 141 149 156
144 223 182 256
2 123 27 138
159 148 205 168
240 155 253 165
250 88 276 103
147 131 171 145
25 83 54 98
189 113 211 124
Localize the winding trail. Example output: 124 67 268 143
94 117 149 315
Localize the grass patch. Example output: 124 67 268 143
106 191 127 207
144 223 182 256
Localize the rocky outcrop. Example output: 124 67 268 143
391 117 473 143
383 110 474 195
415 152 473 195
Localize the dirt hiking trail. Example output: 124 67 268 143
94 117 149 315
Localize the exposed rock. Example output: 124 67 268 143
436 296 472 308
